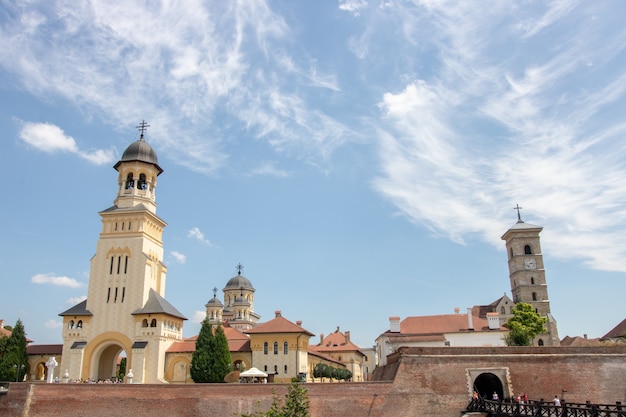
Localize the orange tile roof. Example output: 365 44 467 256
246 314 314 336
167 327 252 353
396 313 501 335
310 328 365 356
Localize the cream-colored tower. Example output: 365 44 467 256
60 124 186 383
501 210 559 346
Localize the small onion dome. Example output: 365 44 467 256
114 138 163 174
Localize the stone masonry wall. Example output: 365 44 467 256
2 346 625 417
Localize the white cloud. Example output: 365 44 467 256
339 0 368 15
193 310 206 324
250 161 289 177
66 296 87 305
44 319 63 329
187 227 212 245
170 251 187 264
31 273 84 288
18 121 115 165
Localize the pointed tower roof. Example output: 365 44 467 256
131 289 187 320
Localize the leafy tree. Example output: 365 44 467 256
240 379 310 417
505 302 548 346
190 318 214 382
117 357 127 381
0 319 29 381
208 324 231 382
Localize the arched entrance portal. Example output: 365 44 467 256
93 343 127 382
474 372 504 401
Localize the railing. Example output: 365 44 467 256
465 398 625 417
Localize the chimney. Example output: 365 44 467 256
487 312 500 330
0 319 4 328
389 316 401 333
454 307 460 314
467 308 474 330
275 310 282 318
296 320 302 326
345 331 351 344
319 334 324 344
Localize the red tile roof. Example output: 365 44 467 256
167 327 252 353
27 344 64 355
600 318 626 340
246 313 314 336
310 328 365 356
394 313 502 335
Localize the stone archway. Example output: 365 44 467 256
92 343 126 382
474 372 504 400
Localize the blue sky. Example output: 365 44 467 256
0 1 624 348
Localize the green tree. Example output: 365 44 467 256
208 324 231 383
505 302 548 346
190 318 214 382
240 379 310 417
0 319 29 381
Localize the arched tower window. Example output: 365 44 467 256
68 320 75 329
76 320 83 329
138 173 147 190
150 318 157 327
538 339 544 346
524 245 532 254
283 341 288 354
273 341 279 355
263 342 268 355
126 173 134 189
142 319 148 327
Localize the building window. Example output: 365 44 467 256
142 319 148 327
264 365 268 372
107 288 111 303
68 320 74 329
138 173 147 190
76 320 83 329
500 306 505 314
532 292 537 301
150 319 157 327
124 256 128 274
284 365 288 374
274 365 278 373
531 277 535 285
110 256 114 274
524 245 532 254
117 256 121 274
121 287 125 303
263 342 268 355
126 173 134 189
274 342 279 355
538 339 544 346
283 341 288 354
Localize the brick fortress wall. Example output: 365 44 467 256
2 346 625 417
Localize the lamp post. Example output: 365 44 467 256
13 364 25 382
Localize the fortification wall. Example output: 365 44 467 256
2 346 625 417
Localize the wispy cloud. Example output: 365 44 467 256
44 319 63 329
187 227 212 246
31 273 84 288
18 121 115 165
250 161 289 177
370 2 626 271
66 296 87 305
170 251 187 264
193 310 206 324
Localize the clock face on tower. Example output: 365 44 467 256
524 258 536 270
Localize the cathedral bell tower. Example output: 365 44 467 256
60 122 186 383
501 205 559 346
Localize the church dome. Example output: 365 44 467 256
224 273 255 292
205 296 223 307
114 137 163 174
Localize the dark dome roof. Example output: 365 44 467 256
224 274 255 292
205 296 223 307
114 138 163 174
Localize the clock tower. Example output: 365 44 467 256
501 208 560 346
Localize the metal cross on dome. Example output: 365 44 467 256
236 263 244 275
514 203 523 222
136 120 150 139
